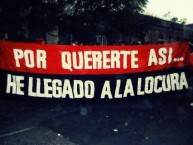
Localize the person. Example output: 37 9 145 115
131 41 137 45
120 41 125 46
189 41 193 52
183 38 193 52
36 37 46 44
136 41 141 45
0 32 8 41
71 39 79 46
157 39 164 44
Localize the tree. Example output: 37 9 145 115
163 11 187 25
0 0 148 42
0 0 60 40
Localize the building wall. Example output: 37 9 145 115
183 25 193 41
114 15 184 45
137 15 184 44
56 14 185 45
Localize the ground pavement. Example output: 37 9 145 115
0 78 193 145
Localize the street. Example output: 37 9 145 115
0 92 193 145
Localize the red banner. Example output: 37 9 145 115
0 41 190 99
189 53 193 70
0 41 190 75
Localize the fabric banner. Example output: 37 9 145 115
0 41 190 100
189 53 193 70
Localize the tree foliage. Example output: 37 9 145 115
163 11 187 25
0 0 148 41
